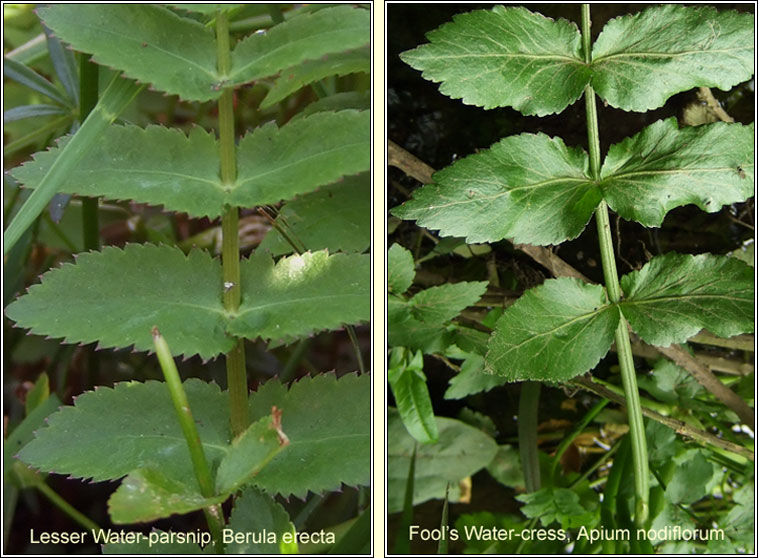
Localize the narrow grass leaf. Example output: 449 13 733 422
486 278 620 382
38 5 219 101
620 253 754 346
601 119 754 227
43 24 79 105
261 46 370 108
3 104 68 123
400 6 590 115
231 251 369 342
5 244 233 360
592 5 754 112
3 57 69 105
246 374 370 498
393 133 597 245
230 5 369 88
3 74 143 255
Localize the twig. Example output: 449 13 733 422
388 139 434 184
697 87 735 123
572 376 754 461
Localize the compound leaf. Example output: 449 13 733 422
258 172 370 256
108 467 227 524
231 251 369 342
38 5 219 102
486 278 619 381
16 380 230 484
261 46 370 108
246 374 370 498
5 244 232 360
400 6 590 115
230 5 369 89
592 5 755 112
620 253 754 346
233 110 370 209
516 486 598 529
12 112 369 219
215 415 286 495
410 281 488 324
226 488 296 554
392 133 597 245
601 119 754 227
12 125 224 218
387 408 498 513
388 244 415 295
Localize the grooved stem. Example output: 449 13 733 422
216 10 248 438
582 3 649 527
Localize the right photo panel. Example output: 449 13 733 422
386 3 755 555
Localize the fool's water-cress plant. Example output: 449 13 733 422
389 2 754 549
4 4 370 554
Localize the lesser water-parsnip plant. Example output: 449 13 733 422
389 3 753 554
4 4 370 554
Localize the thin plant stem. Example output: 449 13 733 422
518 381 541 493
79 53 100 252
35 480 100 532
582 3 649 527
216 10 249 439
345 325 366 374
152 328 224 552
549 398 609 483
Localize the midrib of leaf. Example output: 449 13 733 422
65 22 218 81
594 46 753 62
82 167 222 191
500 307 612 353
233 293 364 319
119 433 230 455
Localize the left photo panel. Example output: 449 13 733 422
2 4 371 555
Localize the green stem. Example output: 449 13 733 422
152 328 224 552
216 11 249 440
35 481 100 532
345 325 366 374
582 3 648 527
79 54 100 252
518 381 541 493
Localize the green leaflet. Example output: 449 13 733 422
388 348 439 444
410 281 489 324
445 354 507 400
5 245 370 360
601 119 754 227
38 5 218 102
516 487 598 529
591 5 755 113
230 5 369 90
401 5 753 115
18 375 368 513
38 5 369 102
485 278 619 382
387 408 498 514
487 254 754 382
258 173 371 256
245 374 370 498
229 250 370 342
620 253 755 346
387 243 415 295
394 120 752 246
17 380 230 484
392 132 597 245
215 416 285 494
261 46 370 108
12 111 370 219
225 488 296 554
400 6 590 115
108 467 227 524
